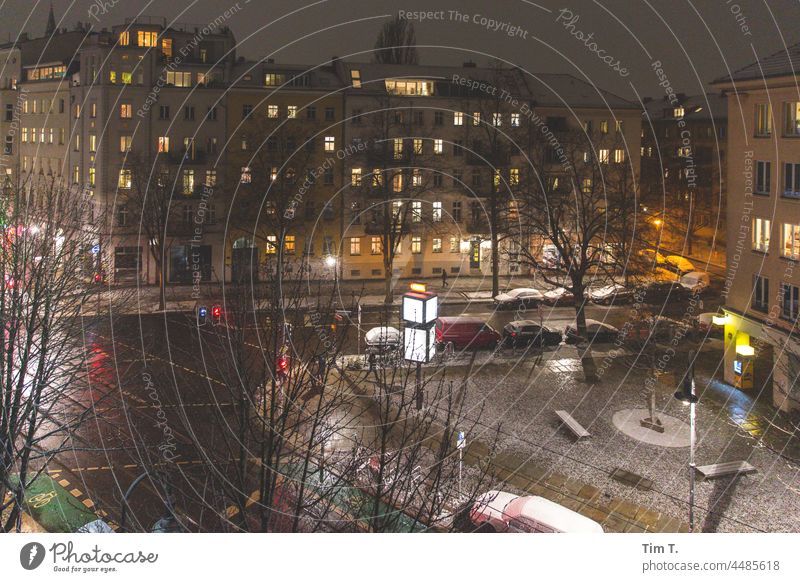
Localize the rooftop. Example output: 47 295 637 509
714 41 800 84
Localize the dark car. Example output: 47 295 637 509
588 283 635 306
503 320 563 348
564 319 620 344
639 281 692 304
435 317 501 349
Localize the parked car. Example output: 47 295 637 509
542 287 575 306
624 315 692 343
589 283 633 305
639 281 692 304
470 490 604 533
493 287 544 309
435 317 501 349
680 271 711 293
640 248 667 268
665 255 696 274
364 326 400 355
564 319 620 344
503 320 562 348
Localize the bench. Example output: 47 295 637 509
695 461 757 480
555 410 591 439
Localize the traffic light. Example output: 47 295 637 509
197 306 208 326
276 355 289 378
211 305 222 325
93 272 102 284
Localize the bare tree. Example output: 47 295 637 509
350 97 439 303
515 126 638 381
125 153 182 311
0 177 102 531
373 16 419 65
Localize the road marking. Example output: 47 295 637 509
58 479 70 488
82 499 95 508
245 490 260 508
69 488 82 497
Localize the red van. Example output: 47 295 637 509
435 317 501 349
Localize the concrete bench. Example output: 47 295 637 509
555 410 591 439
695 461 757 480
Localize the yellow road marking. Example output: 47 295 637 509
69 488 82 497
58 479 70 488
82 499 95 508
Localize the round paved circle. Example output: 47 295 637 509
612 408 691 447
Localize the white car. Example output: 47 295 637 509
493 288 544 309
680 271 710 293
542 287 575 306
364 326 400 354
470 490 604 533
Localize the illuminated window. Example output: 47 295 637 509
411 236 422 254
432 201 442 222
412 201 422 222
372 169 382 187
205 170 217 187
454 111 464 125
511 113 520 127
450 237 459 253
287 105 298 118
183 169 195 195
109 71 117 84
240 167 252 183
350 237 361 255
493 113 502 126
581 178 592 193
600 120 609 134
137 31 158 47
371 237 382 255
324 136 335 152
265 235 277 254
752 217 771 252
72 165 80 184
432 238 442 253
393 138 403 159
166 71 192 87
122 72 132 85
162 38 173 58
392 174 403 192
599 149 610 164
350 69 362 88
264 73 286 86
433 139 443 154
472 112 481 126
21 128 28 143
267 104 278 118
351 168 362 186
89 134 97 153
412 169 422 186
120 135 132 152
285 235 296 255
673 107 685 118
614 149 625 163
782 223 800 259
755 103 772 137
119 31 130 45
510 168 520 185
392 200 402 218
413 138 423 155
384 79 434 96
88 167 95 187
118 169 132 189
615 120 624 132
158 136 170 153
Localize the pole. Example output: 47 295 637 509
689 383 696 532
458 447 463 498
415 361 422 410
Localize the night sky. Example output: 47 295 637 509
2 0 798 101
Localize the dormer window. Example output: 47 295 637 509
119 31 130 46
673 106 685 118
385 79 434 96
162 38 173 59
264 73 286 86
351 69 362 88
137 31 158 47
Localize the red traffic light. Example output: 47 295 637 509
277 355 289 372
211 306 222 318
94 273 102 283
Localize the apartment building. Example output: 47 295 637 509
641 93 727 254
333 61 641 281
225 60 345 282
69 17 236 284
713 44 800 412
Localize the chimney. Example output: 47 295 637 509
463 61 476 68
20 33 29 41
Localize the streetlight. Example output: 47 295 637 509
674 349 699 532
325 255 338 294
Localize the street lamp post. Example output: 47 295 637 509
674 349 699 531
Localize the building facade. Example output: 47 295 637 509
714 44 800 412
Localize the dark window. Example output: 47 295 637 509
325 107 335 121
434 111 444 125
184 106 195 121
753 275 769 312
159 105 170 120
433 174 443 187
242 104 252 118
782 283 800 320
307 106 316 120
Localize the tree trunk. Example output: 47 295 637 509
383 254 393 304
573 290 598 382
491 193 500 297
